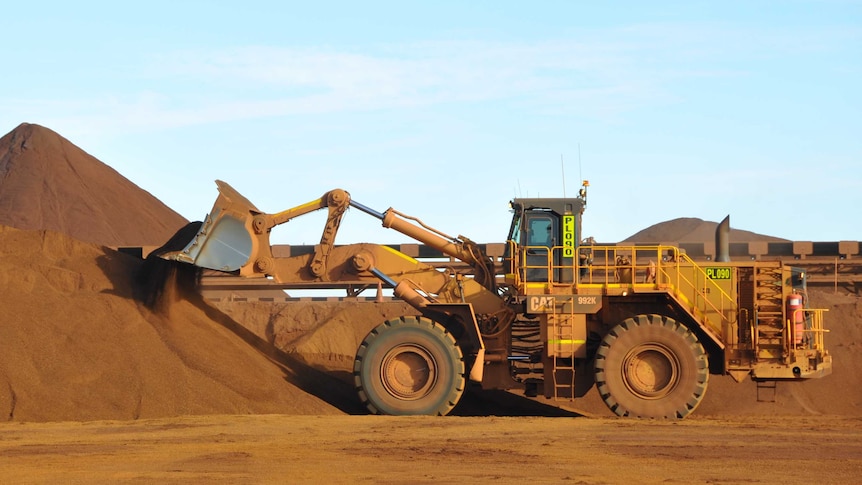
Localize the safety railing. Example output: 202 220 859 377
788 308 829 352
508 243 737 336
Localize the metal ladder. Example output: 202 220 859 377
549 300 576 400
754 265 785 361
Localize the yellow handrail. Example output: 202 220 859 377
662 251 737 334
509 243 737 335
791 308 829 351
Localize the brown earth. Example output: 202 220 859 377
1 414 860 484
0 123 187 247
623 216 789 243
0 122 860 482
0 225 341 421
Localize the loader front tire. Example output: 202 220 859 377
595 314 708 418
354 316 465 416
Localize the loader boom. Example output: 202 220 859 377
164 180 496 290
161 180 516 390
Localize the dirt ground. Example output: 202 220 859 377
1 414 859 484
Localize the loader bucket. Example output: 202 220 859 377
160 181 259 272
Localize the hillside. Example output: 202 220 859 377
0 123 187 246
623 217 788 243
0 123 341 422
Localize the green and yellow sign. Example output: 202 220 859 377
562 215 575 258
705 267 732 280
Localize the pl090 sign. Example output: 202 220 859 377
705 267 732 280
562 215 575 258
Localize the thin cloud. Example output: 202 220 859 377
4 23 855 137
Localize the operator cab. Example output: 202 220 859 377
507 182 588 285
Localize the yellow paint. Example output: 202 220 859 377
381 245 419 264
272 198 324 219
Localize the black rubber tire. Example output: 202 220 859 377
595 314 709 418
354 316 465 416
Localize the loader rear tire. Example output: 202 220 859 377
354 316 465 416
595 314 708 418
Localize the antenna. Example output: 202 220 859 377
560 154 566 198
578 143 583 182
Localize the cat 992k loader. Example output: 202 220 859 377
161 180 831 418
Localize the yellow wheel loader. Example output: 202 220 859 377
161 180 831 418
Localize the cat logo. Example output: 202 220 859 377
528 296 556 313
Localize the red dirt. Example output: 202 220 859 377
622 216 789 243
2 414 860 484
0 123 187 247
0 226 339 421
0 124 340 422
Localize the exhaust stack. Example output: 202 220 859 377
715 215 730 262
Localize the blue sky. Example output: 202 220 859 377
1 1 859 245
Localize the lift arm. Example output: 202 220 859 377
160 180 514 382
163 180 497 294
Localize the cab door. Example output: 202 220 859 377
524 213 556 283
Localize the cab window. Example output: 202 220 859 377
527 215 554 247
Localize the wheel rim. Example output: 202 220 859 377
621 343 680 399
380 344 438 400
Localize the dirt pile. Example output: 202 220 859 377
623 217 788 243
0 123 346 422
0 123 187 247
0 224 340 422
